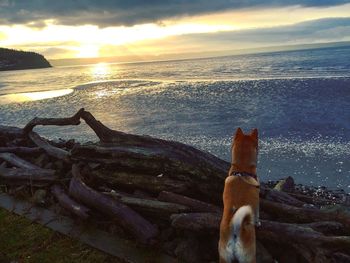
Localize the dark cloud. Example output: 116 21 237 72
139 17 350 52
0 0 349 27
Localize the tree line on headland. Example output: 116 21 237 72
0 47 51 71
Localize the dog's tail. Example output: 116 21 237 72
231 205 254 244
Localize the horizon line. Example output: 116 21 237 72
49 40 350 67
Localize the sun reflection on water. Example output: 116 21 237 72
91 63 111 79
0 89 74 104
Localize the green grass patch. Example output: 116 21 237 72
0 208 122 263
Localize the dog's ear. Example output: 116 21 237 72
250 128 258 141
234 127 244 140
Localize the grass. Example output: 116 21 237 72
0 208 123 263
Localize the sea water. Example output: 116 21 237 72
0 46 349 191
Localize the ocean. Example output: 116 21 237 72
0 46 349 191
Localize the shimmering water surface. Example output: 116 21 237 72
1 46 349 191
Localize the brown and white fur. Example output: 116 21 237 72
219 128 260 263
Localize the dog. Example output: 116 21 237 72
219 128 260 263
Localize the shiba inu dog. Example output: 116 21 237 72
219 128 260 263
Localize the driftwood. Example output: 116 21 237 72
91 170 191 194
258 220 350 263
260 199 350 232
0 147 42 154
0 152 42 170
262 188 305 207
287 192 335 206
170 212 350 262
105 191 189 218
0 109 349 262
24 108 229 175
21 108 230 200
23 108 83 134
28 131 70 162
0 166 56 181
170 212 349 237
71 144 226 201
170 212 221 231
51 184 90 219
0 125 23 139
303 221 346 236
69 164 159 244
158 191 221 213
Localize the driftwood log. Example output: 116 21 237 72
105 191 190 219
69 164 159 244
51 184 90 219
0 152 42 170
0 109 349 263
28 131 70 162
260 199 350 233
158 191 221 213
91 170 191 194
0 147 42 154
0 166 56 181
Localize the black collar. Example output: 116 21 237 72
230 171 258 181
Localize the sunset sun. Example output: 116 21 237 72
76 45 100 58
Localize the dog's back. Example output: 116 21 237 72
219 128 259 263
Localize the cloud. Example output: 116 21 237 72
0 0 349 27
184 17 350 44
131 17 350 54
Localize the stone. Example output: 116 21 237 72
274 176 295 192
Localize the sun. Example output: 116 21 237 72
76 45 100 58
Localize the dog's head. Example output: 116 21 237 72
231 128 258 172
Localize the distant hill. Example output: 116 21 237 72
0 48 51 71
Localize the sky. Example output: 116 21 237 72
0 0 350 61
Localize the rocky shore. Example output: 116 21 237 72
0 109 349 263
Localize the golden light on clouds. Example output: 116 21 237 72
0 3 350 59
174 3 350 28
76 45 100 58
0 31 6 40
0 22 235 58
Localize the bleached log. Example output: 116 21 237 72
0 152 41 170
28 131 70 162
51 184 90 219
